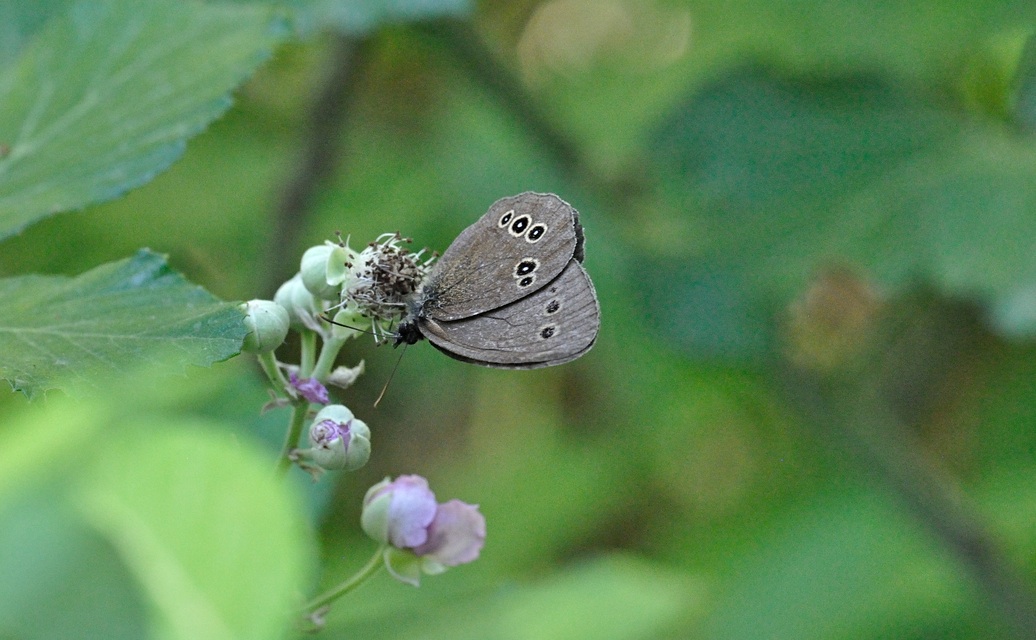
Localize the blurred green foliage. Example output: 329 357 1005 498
3 0 1036 638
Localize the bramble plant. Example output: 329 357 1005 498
244 232 486 622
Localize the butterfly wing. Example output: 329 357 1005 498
418 259 600 368
423 192 583 321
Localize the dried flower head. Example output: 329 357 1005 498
338 233 435 341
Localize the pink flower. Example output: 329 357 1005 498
412 500 487 567
361 475 486 586
361 475 438 549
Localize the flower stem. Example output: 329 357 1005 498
258 350 288 392
301 544 387 615
311 335 346 381
299 331 318 377
275 400 310 477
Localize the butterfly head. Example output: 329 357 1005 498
393 318 424 346
393 277 440 347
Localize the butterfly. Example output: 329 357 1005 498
394 192 599 368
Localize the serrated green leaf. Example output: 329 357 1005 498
650 69 1036 356
0 249 247 398
0 0 286 240
76 422 313 640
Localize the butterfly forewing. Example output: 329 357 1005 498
419 260 599 368
423 192 581 321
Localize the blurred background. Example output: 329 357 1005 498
4 0 1036 638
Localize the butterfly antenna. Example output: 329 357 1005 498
319 314 379 338
374 344 407 408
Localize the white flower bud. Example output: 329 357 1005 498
301 242 354 301
241 299 289 353
307 405 371 471
274 274 321 332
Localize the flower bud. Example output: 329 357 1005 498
311 403 353 424
325 242 357 287
361 475 437 549
383 547 423 587
301 243 353 301
274 274 321 332
307 405 370 471
241 299 289 353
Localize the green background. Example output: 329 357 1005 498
3 0 1036 638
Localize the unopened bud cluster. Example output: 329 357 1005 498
241 300 290 354
241 232 433 475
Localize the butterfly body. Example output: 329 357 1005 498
396 192 600 369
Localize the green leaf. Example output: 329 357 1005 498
533 0 1036 168
649 68 1036 356
76 422 313 640
0 249 247 398
684 0 1036 80
703 490 985 639
0 0 74 69
328 555 699 640
283 0 472 36
0 0 286 240
0 497 149 640
0 370 314 639
494 556 699 640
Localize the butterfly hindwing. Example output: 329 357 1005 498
418 259 599 368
